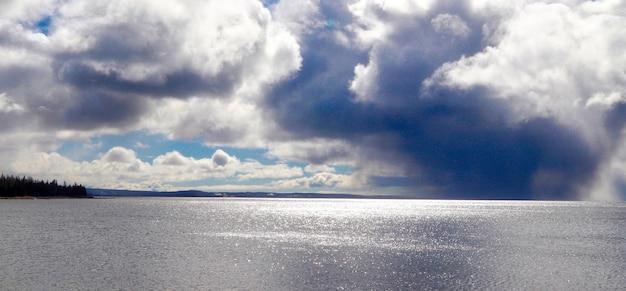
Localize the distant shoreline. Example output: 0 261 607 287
0 196 92 199
87 188 394 199
1 174 89 199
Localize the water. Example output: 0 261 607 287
0 198 624 290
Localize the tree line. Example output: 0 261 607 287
0 174 88 198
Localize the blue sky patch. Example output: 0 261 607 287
35 16 52 35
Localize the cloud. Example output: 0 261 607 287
102 147 138 163
153 151 188 166
1 0 625 200
211 150 231 167
429 2 626 127
0 92 24 113
431 13 471 38
144 97 275 148
266 139 357 165
419 1 626 199
270 0 320 37
0 0 301 136
261 0 626 200
11 147 305 190
270 172 355 189
49 0 267 96
134 142 149 149
0 0 297 148
235 161 303 181
304 164 336 174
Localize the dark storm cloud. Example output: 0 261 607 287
615 178 626 200
266 37 370 139
0 64 46 91
55 60 239 98
50 19 248 99
391 88 600 199
0 108 26 134
263 1 607 199
372 6 484 105
604 102 626 139
59 90 148 130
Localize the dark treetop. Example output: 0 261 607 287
0 174 88 198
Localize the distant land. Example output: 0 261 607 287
1 174 88 198
87 188 400 199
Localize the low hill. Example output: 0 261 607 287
87 188 386 199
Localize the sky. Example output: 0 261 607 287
0 0 625 200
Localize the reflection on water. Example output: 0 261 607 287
0 198 624 290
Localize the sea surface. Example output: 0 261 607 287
0 198 624 290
